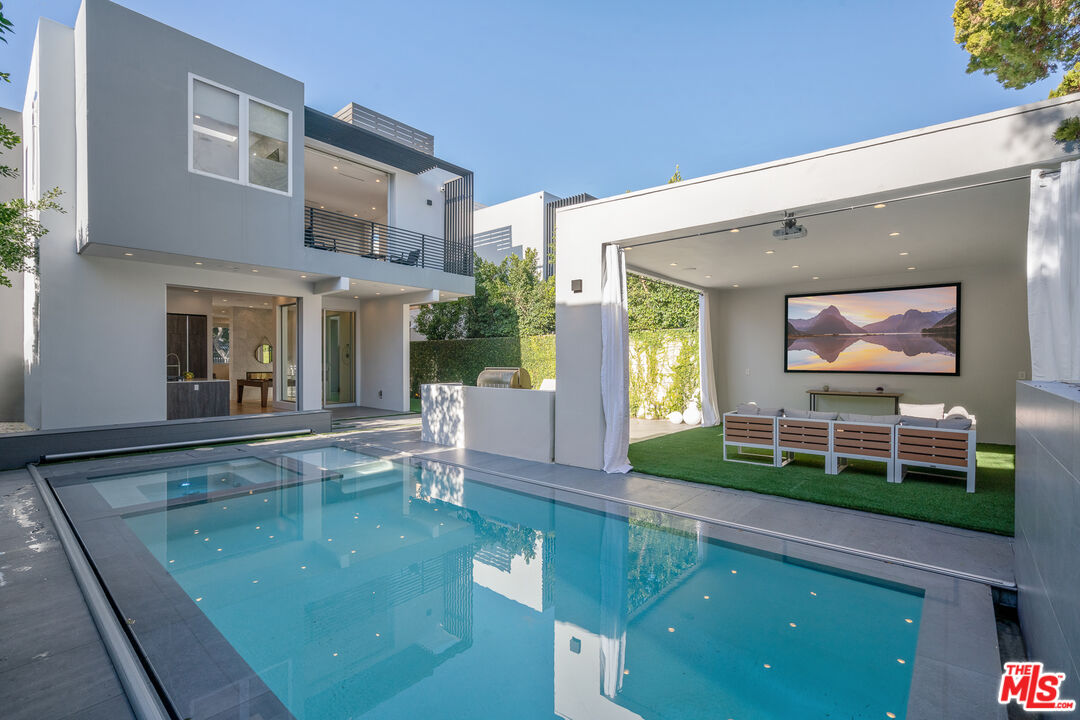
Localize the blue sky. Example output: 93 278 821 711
0 0 1063 205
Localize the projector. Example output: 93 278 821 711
772 212 807 240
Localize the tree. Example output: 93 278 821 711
953 0 1080 141
0 3 64 288
668 164 683 184
413 248 555 339
626 273 699 332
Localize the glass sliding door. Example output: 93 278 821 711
323 310 355 404
278 303 298 403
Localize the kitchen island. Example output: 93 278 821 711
166 379 230 420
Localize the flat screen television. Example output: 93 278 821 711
785 283 960 375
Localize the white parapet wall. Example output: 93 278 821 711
421 383 555 463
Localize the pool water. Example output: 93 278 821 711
113 447 922 720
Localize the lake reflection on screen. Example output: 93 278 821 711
787 335 956 373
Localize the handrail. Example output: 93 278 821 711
303 205 471 276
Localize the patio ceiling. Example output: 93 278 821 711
621 176 1029 290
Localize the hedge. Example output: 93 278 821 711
411 330 699 416
410 335 556 395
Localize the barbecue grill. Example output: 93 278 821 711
476 367 532 389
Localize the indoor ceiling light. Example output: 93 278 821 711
705 275 712 279
375 178 380 183
730 228 740 233
194 261 203 265
123 252 134 256
193 289 199 293
732 284 739 288
333 165 338 170
193 125 237 143
899 251 909 256
300 274 307 278
669 262 677 267
791 265 800 269
371 206 376 210
765 250 775 254
251 269 258 273
812 276 820 280
354 295 359 299
889 232 900 236
907 266 916 270
874 203 887 209
194 114 201 119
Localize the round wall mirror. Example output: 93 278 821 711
255 343 273 364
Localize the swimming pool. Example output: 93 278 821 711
52 443 923 720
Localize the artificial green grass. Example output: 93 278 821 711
628 426 1015 536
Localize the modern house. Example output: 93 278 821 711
2 0 474 432
474 191 595 278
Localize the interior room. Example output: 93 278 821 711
622 177 1030 445
166 287 299 418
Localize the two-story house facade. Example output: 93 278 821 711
11 0 473 431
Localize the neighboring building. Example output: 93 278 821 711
473 191 594 278
5 0 474 430
0 107 24 424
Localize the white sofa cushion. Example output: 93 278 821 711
900 415 939 427
898 402 945 419
735 403 759 415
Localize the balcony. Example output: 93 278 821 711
304 206 473 276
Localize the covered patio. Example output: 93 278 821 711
552 95 1080 524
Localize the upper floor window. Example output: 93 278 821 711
189 75 292 195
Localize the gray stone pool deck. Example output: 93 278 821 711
7 416 1016 719
0 469 136 720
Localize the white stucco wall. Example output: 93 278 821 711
0 107 23 421
473 192 556 269
359 291 435 412
707 263 1029 444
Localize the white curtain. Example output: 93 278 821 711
698 293 720 426
598 505 628 699
601 245 632 473
1028 160 1080 382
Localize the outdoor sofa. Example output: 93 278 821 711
722 402 977 492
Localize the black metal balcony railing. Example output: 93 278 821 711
304 206 472 276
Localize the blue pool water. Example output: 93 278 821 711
114 447 923 720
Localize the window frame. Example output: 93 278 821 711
187 73 293 197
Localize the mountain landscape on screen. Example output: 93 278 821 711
786 286 959 374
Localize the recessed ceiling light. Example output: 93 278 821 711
320 205 324 209
123 252 134 256
194 261 203 265
730 228 740 233
376 292 381 295
705 275 712 279
300 274 307 278
353 295 359 299
193 289 199 293
371 206 376 211
222 299 227 302
889 232 900 237
791 265 800 269
399 288 405 291
669 262 677 267
907 266 916 270
765 250 775 255
354 213 358 217
732 284 739 288
375 178 380 183
251 269 258 273
812 276 820 280
332 165 338 170
248 305 253 308
899 251 909 256
874 203 886 209
194 114 201 119
263 302 268 306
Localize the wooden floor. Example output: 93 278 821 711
229 401 292 416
